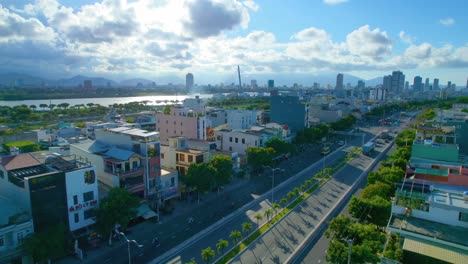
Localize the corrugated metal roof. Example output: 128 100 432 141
414 167 448 177
104 147 137 161
403 238 468 264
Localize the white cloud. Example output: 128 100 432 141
439 17 455 25
399 31 414 44
405 43 432 59
323 0 349 5
243 0 259 12
346 25 392 60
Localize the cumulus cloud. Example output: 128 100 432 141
292 27 330 41
323 0 349 5
399 31 414 44
346 25 392 59
243 0 259 12
439 17 455 25
183 0 250 38
405 43 432 59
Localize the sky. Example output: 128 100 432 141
0 0 467 86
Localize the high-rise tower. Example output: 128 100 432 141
186 73 194 92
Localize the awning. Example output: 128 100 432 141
137 203 158 220
403 238 468 264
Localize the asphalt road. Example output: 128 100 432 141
228 138 391 264
295 142 398 264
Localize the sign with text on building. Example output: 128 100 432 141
69 200 97 212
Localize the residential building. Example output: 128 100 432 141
183 95 205 112
268 80 274 89
391 70 405 95
0 152 99 238
433 78 439 90
369 88 387 101
335 73 344 98
225 109 261 130
413 76 423 92
156 106 207 145
71 127 161 201
308 104 343 124
387 182 468 264
134 114 157 131
383 75 392 91
206 108 227 128
0 196 33 264
270 95 309 133
357 80 365 90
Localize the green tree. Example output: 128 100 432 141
242 222 253 234
348 196 391 226
201 246 215 264
293 187 300 196
229 230 242 244
361 182 393 199
254 213 263 226
216 239 229 254
300 184 307 194
280 197 288 206
287 191 296 200
185 163 216 203
210 155 233 190
22 224 67 263
185 260 197 264
266 137 296 155
272 203 281 214
264 208 273 222
246 147 276 172
95 188 140 245
39 103 48 110
163 106 171 114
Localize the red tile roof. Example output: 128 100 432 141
1 154 41 171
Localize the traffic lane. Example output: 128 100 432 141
230 153 373 264
297 143 397 264
153 149 352 264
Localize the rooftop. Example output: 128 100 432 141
1 153 41 171
388 214 468 248
414 167 448 177
104 147 137 161
107 127 159 139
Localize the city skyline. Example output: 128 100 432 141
0 0 467 85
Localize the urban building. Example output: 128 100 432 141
225 109 261 130
185 73 194 92
391 70 405 94
335 73 344 98
250 80 257 89
369 88 387 101
308 103 343 123
413 76 423 92
156 106 207 145
357 80 365 90
270 95 309 133
424 78 430 91
183 95 205 112
206 108 227 128
383 75 392 91
433 78 439 90
0 152 99 237
268 80 274 89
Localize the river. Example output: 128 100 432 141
0 94 215 108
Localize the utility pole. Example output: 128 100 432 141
346 239 353 264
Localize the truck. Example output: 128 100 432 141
362 142 375 155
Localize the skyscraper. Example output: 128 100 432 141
433 78 439 90
391 71 405 94
357 80 365 90
413 76 423 92
383 75 392 91
336 73 344 91
268 80 275 89
447 81 452 90
405 81 409 90
185 73 194 92
425 78 430 91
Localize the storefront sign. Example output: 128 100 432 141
69 200 97 212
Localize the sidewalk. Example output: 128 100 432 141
59 177 250 264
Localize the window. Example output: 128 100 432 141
188 155 193 163
16 232 23 245
229 137 232 142
181 122 183 126
74 213 79 223
0 236 4 246
179 154 185 162
84 170 95 184
459 212 468 222
235 138 238 143
73 195 78 205
242 138 245 144
174 121 176 125
171 177 175 187
84 209 95 220
161 153 165 159
229 147 232 151
132 161 138 168
83 191 94 202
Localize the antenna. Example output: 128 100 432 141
237 65 242 89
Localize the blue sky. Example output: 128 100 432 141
0 0 466 86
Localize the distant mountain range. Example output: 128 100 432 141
0 72 383 88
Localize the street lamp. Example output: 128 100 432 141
119 232 143 264
263 166 284 204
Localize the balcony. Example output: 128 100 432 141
105 166 145 178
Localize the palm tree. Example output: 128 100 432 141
201 246 215 264
254 214 263 227
287 191 296 200
280 197 288 207
229 230 242 245
264 208 273 222
242 222 253 234
29 105 37 111
272 203 281 214
216 239 229 254
39 103 48 110
293 187 300 196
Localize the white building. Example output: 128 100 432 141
369 88 387 101
225 109 261 130
183 95 205 111
387 182 468 263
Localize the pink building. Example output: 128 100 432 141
156 106 207 145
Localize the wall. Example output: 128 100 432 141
65 168 99 232
392 203 468 228
270 96 307 133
